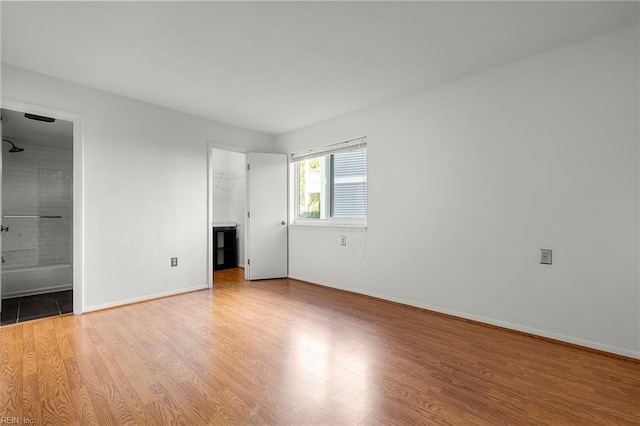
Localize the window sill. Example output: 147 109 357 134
289 221 367 231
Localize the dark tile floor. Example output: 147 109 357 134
1 290 73 326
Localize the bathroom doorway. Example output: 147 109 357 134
0 108 74 325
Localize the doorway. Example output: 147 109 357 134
0 101 83 324
207 143 289 287
210 147 247 285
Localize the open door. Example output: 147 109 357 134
246 152 288 280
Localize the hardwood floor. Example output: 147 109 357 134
1 268 639 425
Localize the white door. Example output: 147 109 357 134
246 152 288 280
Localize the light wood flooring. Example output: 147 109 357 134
1 268 639 424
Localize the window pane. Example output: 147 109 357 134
331 150 367 218
298 157 322 219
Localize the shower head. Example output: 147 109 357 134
2 139 24 153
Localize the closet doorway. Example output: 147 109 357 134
209 146 247 285
207 143 288 287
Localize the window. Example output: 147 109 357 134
292 137 367 226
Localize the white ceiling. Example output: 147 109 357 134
1 2 638 136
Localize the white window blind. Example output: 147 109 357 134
331 149 367 218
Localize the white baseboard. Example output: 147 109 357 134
84 284 208 313
289 274 640 360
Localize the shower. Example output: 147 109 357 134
2 139 24 153
1 108 74 325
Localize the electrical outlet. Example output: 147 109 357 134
171 257 178 267
539 249 552 265
340 236 347 246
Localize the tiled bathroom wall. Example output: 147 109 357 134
2 144 73 269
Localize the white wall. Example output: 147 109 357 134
212 148 232 222
277 25 640 358
228 152 247 266
1 64 275 311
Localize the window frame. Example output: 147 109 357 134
291 137 367 228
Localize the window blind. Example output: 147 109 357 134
331 150 367 218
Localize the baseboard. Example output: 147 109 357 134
84 284 208 313
2 284 73 299
288 274 640 361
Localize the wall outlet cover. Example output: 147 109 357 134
340 236 347 246
539 249 552 265
171 257 178 267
